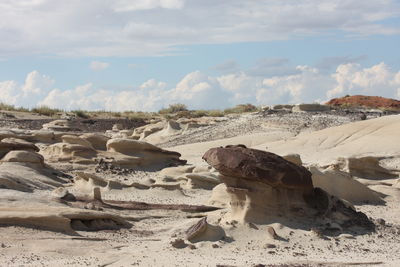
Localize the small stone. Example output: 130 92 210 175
188 244 196 250
376 218 386 226
186 217 208 241
170 239 187 249
264 243 276 249
212 243 220 248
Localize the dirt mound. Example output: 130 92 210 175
326 95 400 110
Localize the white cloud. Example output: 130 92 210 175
113 0 185 12
0 0 399 57
0 70 54 108
327 62 400 98
1 63 400 111
90 61 109 70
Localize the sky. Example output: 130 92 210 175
0 0 400 111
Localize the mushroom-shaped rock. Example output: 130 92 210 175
202 145 313 191
203 145 374 231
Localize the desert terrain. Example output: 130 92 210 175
0 100 400 267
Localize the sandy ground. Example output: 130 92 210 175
1 111 400 267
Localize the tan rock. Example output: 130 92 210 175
80 133 110 150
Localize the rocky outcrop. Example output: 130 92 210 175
203 145 374 230
0 138 39 158
326 95 400 110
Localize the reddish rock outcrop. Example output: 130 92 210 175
326 95 400 110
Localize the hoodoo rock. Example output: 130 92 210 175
203 145 374 230
202 145 313 191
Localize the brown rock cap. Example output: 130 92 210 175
202 145 313 190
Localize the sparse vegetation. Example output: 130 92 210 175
158 103 188 114
0 102 29 112
223 104 259 114
31 106 62 117
0 102 263 120
71 110 90 119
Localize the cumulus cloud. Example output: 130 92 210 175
0 0 399 57
90 61 109 70
0 70 54 108
327 62 400 98
1 63 399 111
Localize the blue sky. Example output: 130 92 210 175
1 0 400 111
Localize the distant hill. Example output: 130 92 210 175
326 95 400 110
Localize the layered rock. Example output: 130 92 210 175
42 120 81 132
106 138 186 170
203 145 374 230
0 138 39 158
43 136 186 170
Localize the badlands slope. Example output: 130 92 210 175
0 110 399 267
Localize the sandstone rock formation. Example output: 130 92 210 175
80 133 110 150
42 120 81 132
203 145 374 230
0 138 39 157
310 166 384 205
106 138 186 170
334 156 398 180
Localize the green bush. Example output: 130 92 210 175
158 103 188 114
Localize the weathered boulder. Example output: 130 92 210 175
1 150 44 165
202 145 313 190
106 138 186 170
